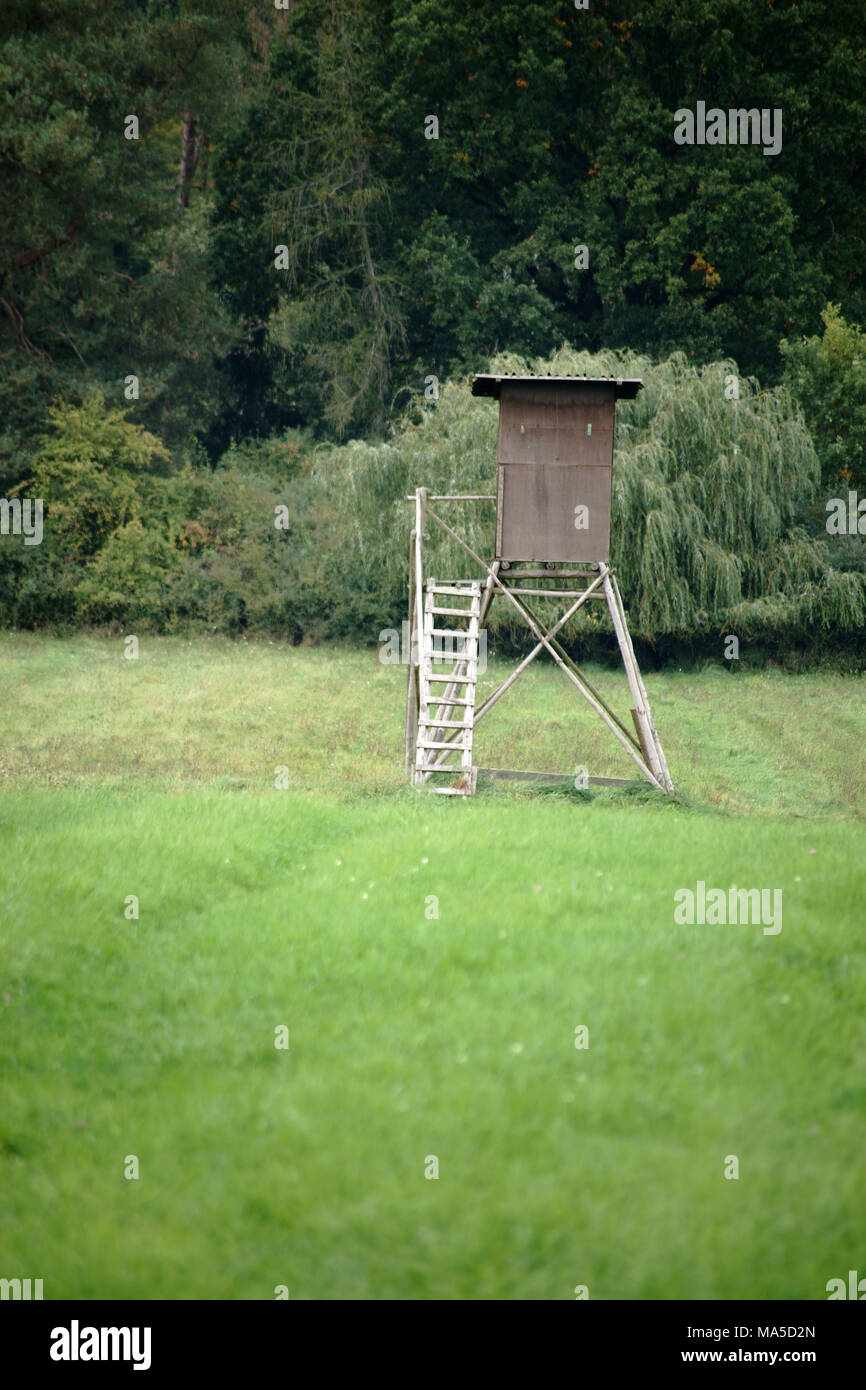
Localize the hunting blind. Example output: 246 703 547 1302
403 374 674 797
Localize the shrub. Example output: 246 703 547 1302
780 304 866 495
29 390 170 559
75 520 179 626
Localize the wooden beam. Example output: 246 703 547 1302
600 562 669 790
472 576 605 724
608 569 675 793
513 591 641 752
404 528 418 775
478 768 638 788
499 587 606 598
498 568 599 578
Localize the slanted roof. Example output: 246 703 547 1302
471 374 643 400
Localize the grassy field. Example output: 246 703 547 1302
1 633 865 1300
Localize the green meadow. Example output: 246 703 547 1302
1 634 865 1299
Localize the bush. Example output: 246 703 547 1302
75 520 179 626
30 390 170 559
780 304 866 495
0 391 173 628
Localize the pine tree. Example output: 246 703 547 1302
262 0 406 438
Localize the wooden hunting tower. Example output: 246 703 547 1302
401 374 674 798
473 375 642 564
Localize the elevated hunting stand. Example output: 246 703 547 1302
404 375 675 797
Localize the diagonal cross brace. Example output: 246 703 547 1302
511 593 643 753
423 580 602 772
473 574 605 722
424 506 664 790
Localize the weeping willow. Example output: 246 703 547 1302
308 346 866 644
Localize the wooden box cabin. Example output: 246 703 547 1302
470 375 642 564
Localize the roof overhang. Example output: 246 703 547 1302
471 374 643 400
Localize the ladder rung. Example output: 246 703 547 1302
416 736 472 750
416 749 472 765
415 761 474 775
421 696 475 707
425 642 478 651
415 761 464 771
416 582 479 795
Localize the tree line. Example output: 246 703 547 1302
1 0 864 656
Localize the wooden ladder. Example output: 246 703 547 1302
413 580 482 796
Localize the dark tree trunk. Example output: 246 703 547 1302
196 132 209 193
178 108 197 208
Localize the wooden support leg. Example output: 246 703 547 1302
611 572 674 794
404 528 419 775
601 564 674 794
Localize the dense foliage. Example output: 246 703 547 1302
2 349 863 662
1 1 864 658
2 0 866 467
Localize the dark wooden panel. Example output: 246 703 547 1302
497 382 619 407
498 389 615 468
496 464 611 562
